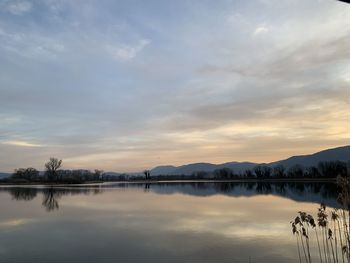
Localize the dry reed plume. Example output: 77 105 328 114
291 176 350 263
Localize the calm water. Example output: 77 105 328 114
0 182 339 263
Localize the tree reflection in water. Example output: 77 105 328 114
9 187 37 201
42 187 60 212
114 181 340 207
1 181 341 211
3 186 103 212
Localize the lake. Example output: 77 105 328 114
0 182 339 263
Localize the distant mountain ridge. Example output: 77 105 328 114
270 145 350 168
0 173 10 179
150 145 350 176
1 145 349 177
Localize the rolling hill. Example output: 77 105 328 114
270 145 350 168
150 145 350 176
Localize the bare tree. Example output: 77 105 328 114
243 169 254 178
45 158 62 181
143 170 151 180
213 168 232 179
94 169 104 181
254 165 272 178
273 165 286 178
12 167 39 181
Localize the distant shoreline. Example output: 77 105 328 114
0 177 337 186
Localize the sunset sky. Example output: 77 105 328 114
0 0 349 172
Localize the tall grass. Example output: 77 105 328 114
291 176 350 263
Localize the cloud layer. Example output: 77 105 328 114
0 0 349 172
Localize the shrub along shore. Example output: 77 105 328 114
0 158 348 185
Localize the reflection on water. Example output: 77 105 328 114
8 187 38 201
1 182 339 212
4 186 103 211
42 188 60 212
0 182 339 263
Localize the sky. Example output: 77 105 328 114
0 0 349 172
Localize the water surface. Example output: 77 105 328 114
0 182 338 263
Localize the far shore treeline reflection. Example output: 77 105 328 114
0 157 349 184
1 186 103 211
0 181 341 212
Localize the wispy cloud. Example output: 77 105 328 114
0 0 349 172
0 27 65 60
106 39 150 61
253 24 269 36
3 1 32 15
1 140 43 148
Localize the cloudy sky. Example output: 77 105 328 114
0 0 349 172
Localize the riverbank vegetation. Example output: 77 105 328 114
291 175 350 263
0 158 349 184
165 161 349 180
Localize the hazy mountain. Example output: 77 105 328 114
150 165 177 176
270 145 350 168
217 162 257 172
151 162 258 176
0 173 10 179
172 163 218 175
150 145 350 176
1 145 349 177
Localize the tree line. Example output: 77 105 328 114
189 160 349 180
3 158 349 183
9 157 106 183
